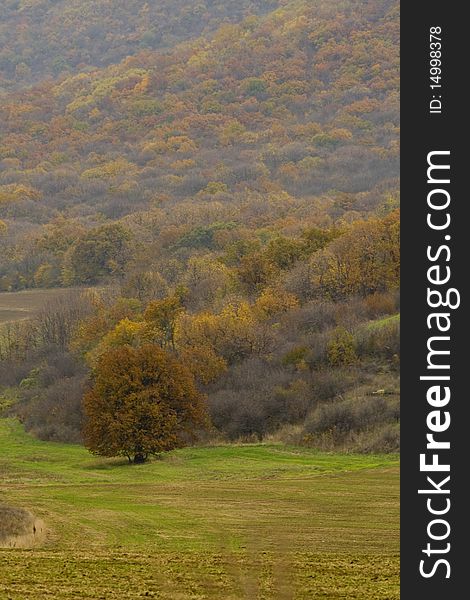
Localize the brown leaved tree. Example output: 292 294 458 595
83 344 209 463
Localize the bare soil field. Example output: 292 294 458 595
0 288 83 324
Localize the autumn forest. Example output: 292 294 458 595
0 0 400 456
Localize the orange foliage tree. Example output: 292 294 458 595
83 344 209 463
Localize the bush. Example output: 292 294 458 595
326 327 357 366
280 302 338 334
208 358 310 440
306 396 396 435
16 375 86 443
364 291 399 318
311 367 358 402
35 351 87 387
356 423 400 453
0 357 36 387
355 316 400 363
303 392 400 452
0 504 35 543
281 346 310 369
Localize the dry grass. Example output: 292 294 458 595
0 504 35 542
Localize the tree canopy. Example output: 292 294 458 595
83 344 209 463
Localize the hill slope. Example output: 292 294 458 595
0 0 278 88
0 0 399 234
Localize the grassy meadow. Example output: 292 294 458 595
0 418 399 599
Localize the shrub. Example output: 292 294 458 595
280 302 338 334
364 291 399 318
305 395 398 436
356 423 400 453
311 367 357 402
281 346 310 369
303 392 400 452
17 375 86 443
0 504 35 543
326 327 357 366
208 358 300 440
355 315 400 363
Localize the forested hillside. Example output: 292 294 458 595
0 0 277 88
0 0 400 452
0 0 398 288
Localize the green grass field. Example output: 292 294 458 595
0 419 399 599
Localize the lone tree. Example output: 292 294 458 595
83 344 209 463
